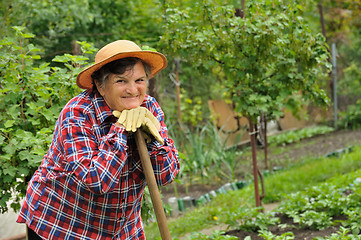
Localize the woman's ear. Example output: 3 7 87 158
95 81 105 96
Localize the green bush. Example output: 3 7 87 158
0 27 94 213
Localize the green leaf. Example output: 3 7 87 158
3 166 17 177
142 45 157 52
11 26 25 32
52 55 71 63
23 33 35 39
4 120 15 128
19 151 32 161
17 167 30 176
0 193 11 209
3 175 14 183
31 55 41 60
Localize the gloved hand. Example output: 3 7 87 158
113 107 164 145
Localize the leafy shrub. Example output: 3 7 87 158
0 27 95 213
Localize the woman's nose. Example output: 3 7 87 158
125 82 137 94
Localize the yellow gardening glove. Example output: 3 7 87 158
113 107 164 145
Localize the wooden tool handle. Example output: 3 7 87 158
134 130 171 240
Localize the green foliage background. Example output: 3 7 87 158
0 0 360 214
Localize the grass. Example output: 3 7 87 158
254 145 360 203
144 145 361 239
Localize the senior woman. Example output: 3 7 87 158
17 40 180 239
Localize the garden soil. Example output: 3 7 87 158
161 129 361 239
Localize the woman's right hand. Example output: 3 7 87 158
113 107 164 144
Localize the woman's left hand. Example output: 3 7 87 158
113 107 164 144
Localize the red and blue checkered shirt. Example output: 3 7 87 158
17 90 180 239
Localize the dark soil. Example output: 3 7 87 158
225 213 346 239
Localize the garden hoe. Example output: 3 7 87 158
134 130 172 240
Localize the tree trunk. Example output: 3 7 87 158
262 112 268 170
248 117 261 207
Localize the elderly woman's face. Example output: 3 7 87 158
97 61 147 111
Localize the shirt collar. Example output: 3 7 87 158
90 90 113 124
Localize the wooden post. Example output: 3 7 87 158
71 40 81 55
134 130 172 240
261 112 268 170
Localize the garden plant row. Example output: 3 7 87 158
168 144 352 215
187 148 361 240
144 144 361 239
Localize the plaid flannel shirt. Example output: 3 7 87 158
17 90 180 239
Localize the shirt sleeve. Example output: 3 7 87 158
143 97 180 186
60 114 128 195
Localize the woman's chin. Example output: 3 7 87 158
118 96 144 110
122 102 141 110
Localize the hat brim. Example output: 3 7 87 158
76 50 167 89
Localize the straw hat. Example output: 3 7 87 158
76 40 167 89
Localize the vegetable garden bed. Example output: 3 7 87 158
146 129 361 239
223 169 361 239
